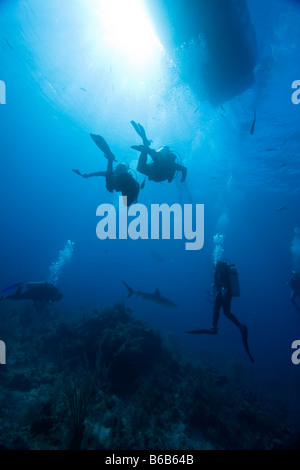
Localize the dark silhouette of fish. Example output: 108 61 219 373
250 109 256 135
122 281 177 308
277 205 288 212
3 38 13 50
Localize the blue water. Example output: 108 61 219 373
1 0 300 432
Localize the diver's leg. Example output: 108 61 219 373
105 158 115 193
138 123 151 147
240 325 255 363
223 298 254 363
223 300 242 328
137 150 152 177
132 146 158 162
137 149 148 170
211 294 222 332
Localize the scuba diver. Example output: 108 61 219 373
288 270 300 312
73 134 140 207
0 282 62 311
130 121 187 186
186 261 255 363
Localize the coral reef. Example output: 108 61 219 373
0 300 298 450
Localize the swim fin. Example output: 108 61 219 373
130 121 152 147
130 120 141 137
240 326 255 363
186 328 217 335
131 145 146 152
90 134 117 161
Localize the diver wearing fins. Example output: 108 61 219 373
73 134 140 207
130 121 187 186
187 261 254 363
0 281 62 310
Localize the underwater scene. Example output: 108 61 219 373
0 0 300 451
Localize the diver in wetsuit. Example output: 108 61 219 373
73 134 140 207
130 121 187 185
0 282 62 310
186 261 254 363
288 271 300 312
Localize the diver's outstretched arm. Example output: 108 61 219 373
73 169 106 179
84 172 107 178
174 163 187 182
225 310 255 362
136 148 153 178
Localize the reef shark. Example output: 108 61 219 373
122 281 178 308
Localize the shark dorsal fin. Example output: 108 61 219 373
154 288 161 297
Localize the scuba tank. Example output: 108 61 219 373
157 146 177 163
229 265 240 297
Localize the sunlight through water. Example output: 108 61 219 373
93 0 163 68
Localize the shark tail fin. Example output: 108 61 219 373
122 281 135 298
